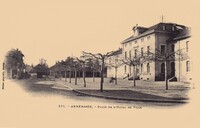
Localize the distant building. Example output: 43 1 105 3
5 48 25 79
106 48 124 78
120 22 191 81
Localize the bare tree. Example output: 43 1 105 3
75 57 87 87
83 51 113 92
86 58 101 82
122 51 145 87
107 56 123 85
146 47 189 90
65 57 75 83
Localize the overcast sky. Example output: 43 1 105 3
0 0 198 66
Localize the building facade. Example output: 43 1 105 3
120 22 190 81
172 29 191 82
106 48 124 78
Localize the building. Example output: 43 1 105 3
106 48 124 78
171 28 192 82
120 22 190 81
5 48 25 79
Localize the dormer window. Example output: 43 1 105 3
135 40 138 43
163 25 165 30
141 38 144 42
147 36 150 40
172 25 175 31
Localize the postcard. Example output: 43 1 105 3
0 0 200 128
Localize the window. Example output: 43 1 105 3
186 61 190 72
171 44 174 52
186 41 189 52
124 65 127 73
141 64 143 73
135 40 138 43
129 51 132 59
134 49 137 57
125 52 127 59
161 63 165 74
163 25 165 30
141 38 144 42
141 47 143 56
109 58 111 64
172 26 175 31
147 36 151 40
147 46 150 54
129 42 132 46
161 45 165 54
147 63 150 73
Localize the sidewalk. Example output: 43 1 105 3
54 77 190 103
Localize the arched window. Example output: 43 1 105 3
129 51 132 59
186 41 189 52
147 63 150 73
186 61 190 72
161 63 165 74
171 44 174 52
141 64 143 73
141 47 143 56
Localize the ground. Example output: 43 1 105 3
0 77 197 128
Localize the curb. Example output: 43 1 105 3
72 89 188 104
57 81 188 104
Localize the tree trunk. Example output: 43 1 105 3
93 70 95 82
60 71 62 80
78 71 80 79
165 61 168 90
133 65 136 87
75 68 77 85
100 58 104 92
115 67 117 85
83 66 86 87
69 70 71 83
64 71 67 82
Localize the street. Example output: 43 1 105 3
2 78 186 107
0 78 194 127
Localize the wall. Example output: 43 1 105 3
175 39 192 82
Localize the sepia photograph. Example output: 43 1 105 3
0 0 199 128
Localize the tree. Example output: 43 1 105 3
65 57 75 83
75 57 87 87
122 50 145 87
83 51 113 92
107 56 123 85
146 47 188 90
33 58 50 78
5 48 25 79
86 58 101 82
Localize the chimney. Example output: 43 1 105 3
132 24 139 37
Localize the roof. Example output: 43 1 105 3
171 28 191 41
121 22 187 44
108 48 122 57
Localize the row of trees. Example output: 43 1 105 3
5 46 187 91
49 46 187 91
5 48 51 79
50 56 101 87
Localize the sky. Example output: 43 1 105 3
0 0 198 66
